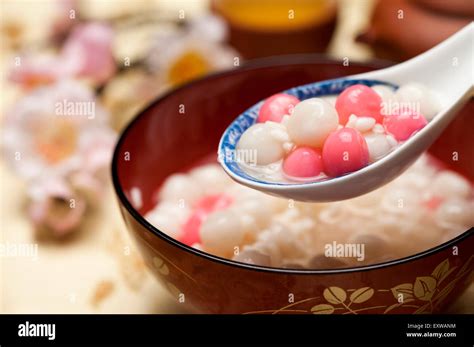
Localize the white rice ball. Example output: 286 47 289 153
200 210 244 257
257 224 307 262
155 200 190 218
346 115 376 133
237 123 287 165
235 199 271 227
364 133 395 161
154 201 190 220
129 187 143 209
431 171 472 199
189 164 231 194
261 194 290 212
381 188 419 213
393 171 430 191
435 198 474 228
145 211 183 239
395 82 441 120
286 98 338 147
159 174 202 206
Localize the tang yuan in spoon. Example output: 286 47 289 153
218 23 473 202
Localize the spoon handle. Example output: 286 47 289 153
354 23 473 101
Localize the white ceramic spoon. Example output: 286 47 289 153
219 23 473 202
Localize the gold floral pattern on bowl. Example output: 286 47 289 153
242 256 473 314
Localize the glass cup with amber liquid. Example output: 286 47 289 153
212 0 338 59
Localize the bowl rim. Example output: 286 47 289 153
111 54 474 275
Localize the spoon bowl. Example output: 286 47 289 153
219 23 473 202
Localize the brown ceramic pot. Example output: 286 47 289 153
112 56 473 314
358 0 472 62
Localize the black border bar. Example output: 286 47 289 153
0 314 473 345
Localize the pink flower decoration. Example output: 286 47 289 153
28 176 87 237
61 23 116 84
50 0 77 41
9 54 65 89
3 79 114 180
10 22 116 88
2 80 116 236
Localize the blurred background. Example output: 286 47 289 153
1 0 472 313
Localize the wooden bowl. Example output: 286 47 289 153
112 56 473 314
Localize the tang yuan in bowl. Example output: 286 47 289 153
112 56 474 314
